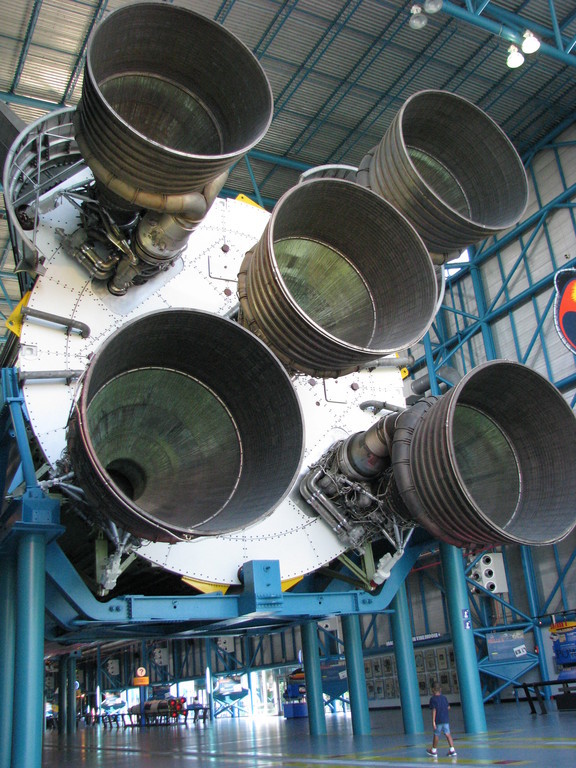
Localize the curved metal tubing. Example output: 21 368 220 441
2 107 80 276
238 178 437 378
66 309 304 542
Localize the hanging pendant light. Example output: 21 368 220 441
506 45 524 68
424 0 443 13
522 30 541 54
409 5 428 30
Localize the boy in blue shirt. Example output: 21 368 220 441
426 684 457 757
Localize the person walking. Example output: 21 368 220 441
426 684 457 757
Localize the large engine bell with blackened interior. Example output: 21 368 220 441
358 90 529 255
238 178 438 378
74 2 273 215
66 310 304 543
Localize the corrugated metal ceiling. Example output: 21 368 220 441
0 0 575 337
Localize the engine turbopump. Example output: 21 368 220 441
301 360 576 568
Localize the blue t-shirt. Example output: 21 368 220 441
429 693 450 724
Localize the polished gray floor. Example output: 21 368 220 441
42 702 576 767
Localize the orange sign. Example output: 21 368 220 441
133 676 149 686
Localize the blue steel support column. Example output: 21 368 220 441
300 621 327 735
0 551 16 768
440 542 487 733
341 613 371 735
96 646 102 719
205 639 214 721
67 654 77 732
521 546 550 691
12 532 47 768
58 655 68 734
391 581 425 733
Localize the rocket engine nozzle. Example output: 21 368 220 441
74 2 273 214
358 90 529 255
394 360 576 546
238 178 438 378
66 309 304 543
70 2 273 293
302 360 576 550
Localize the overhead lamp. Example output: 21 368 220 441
522 29 541 54
424 0 443 13
409 5 428 30
506 44 524 69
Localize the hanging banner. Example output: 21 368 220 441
554 268 576 353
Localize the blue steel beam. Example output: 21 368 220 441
477 655 540 703
521 546 552 686
391 581 425 734
44 542 420 635
441 1 576 68
416 251 576 380
271 0 364 121
285 2 408 159
413 150 576 386
542 546 576 614
252 0 299 59
12 532 47 768
301 620 327 735
1 367 39 490
214 0 238 25
440 542 487 733
57 656 67 735
242 155 264 208
451 183 576 277
0 91 63 111
478 1 576 54
330 22 460 165
61 1 109 104
0 552 16 768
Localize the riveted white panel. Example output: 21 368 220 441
20 182 405 585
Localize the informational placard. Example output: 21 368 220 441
487 630 526 661
133 668 149 686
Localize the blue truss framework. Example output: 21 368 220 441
0 0 574 732
0 104 574 710
402 119 576 702
416 119 576 385
442 1 576 69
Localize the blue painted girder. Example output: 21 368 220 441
44 542 424 640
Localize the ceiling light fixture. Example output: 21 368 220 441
506 44 525 68
424 0 443 13
409 5 428 30
522 30 541 54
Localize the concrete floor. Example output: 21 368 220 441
42 702 576 767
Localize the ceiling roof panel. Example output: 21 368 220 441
0 0 575 332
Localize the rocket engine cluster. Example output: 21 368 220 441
4 2 576 591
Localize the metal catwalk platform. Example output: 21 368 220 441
42 703 575 767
